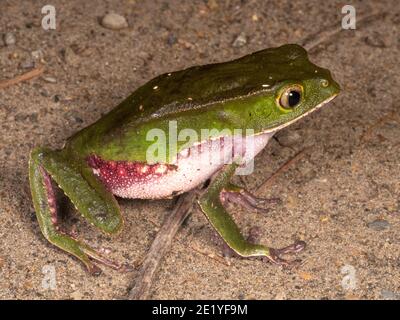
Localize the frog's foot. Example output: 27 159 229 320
199 164 306 267
212 227 306 265
246 227 306 265
79 244 133 274
221 185 281 214
49 230 131 275
264 240 306 267
29 147 130 275
220 189 281 213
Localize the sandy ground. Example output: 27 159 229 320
0 0 399 300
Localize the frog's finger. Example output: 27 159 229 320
221 190 270 213
29 147 125 273
79 242 133 272
198 164 303 265
221 184 281 214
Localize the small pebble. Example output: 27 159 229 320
364 32 391 48
31 49 44 60
274 291 287 300
232 32 247 47
62 47 79 65
19 59 35 69
73 116 83 124
391 13 400 25
42 76 57 83
238 293 245 300
8 52 19 59
167 33 177 46
40 89 51 97
54 94 62 103
247 226 263 244
381 289 399 300
4 32 16 46
29 113 38 123
276 130 302 147
207 0 219 10
101 13 128 30
367 219 390 231
70 290 84 300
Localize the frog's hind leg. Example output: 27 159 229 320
29 147 128 275
199 164 305 267
221 182 281 214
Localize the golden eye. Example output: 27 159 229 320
279 85 302 109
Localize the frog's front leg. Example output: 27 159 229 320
198 164 305 266
221 182 281 214
29 147 128 275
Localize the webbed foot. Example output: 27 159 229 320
265 240 306 267
221 183 281 214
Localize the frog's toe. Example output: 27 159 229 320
87 264 102 276
221 189 281 214
277 240 307 254
210 231 240 258
264 240 306 268
80 243 133 273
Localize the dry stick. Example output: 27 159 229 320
301 11 388 51
360 111 400 142
0 65 45 89
128 190 198 300
143 208 230 267
127 9 388 300
255 148 309 193
188 243 231 267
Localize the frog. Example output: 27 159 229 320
29 44 340 275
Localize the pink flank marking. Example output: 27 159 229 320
87 155 176 193
86 133 274 199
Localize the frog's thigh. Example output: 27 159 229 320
198 164 272 257
29 148 124 273
45 149 122 233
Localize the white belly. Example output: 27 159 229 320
111 132 273 199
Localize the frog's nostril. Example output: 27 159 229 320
320 79 329 88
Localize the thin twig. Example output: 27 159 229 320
127 190 198 300
186 243 231 267
144 207 230 267
360 111 399 142
301 11 388 51
255 148 310 193
0 65 45 89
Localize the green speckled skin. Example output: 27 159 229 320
29 44 340 273
65 44 339 163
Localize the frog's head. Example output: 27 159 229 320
240 44 340 133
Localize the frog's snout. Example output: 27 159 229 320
320 71 341 97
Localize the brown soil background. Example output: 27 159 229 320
0 0 399 299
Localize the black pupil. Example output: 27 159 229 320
288 90 301 107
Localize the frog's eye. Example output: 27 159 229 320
278 85 302 109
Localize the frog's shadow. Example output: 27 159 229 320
0 165 40 236
0 164 83 244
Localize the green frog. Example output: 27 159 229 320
29 44 340 274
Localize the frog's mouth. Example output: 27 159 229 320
260 93 338 135
167 93 338 165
